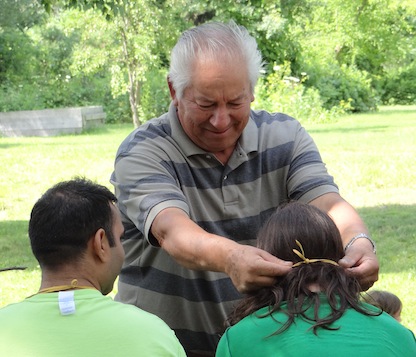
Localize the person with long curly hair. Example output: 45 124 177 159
216 202 416 356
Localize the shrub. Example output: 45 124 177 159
102 93 131 124
381 64 416 105
139 68 170 122
305 63 378 113
0 83 45 112
253 63 349 124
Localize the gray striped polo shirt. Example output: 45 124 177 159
110 103 338 354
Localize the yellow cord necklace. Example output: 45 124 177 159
36 279 95 295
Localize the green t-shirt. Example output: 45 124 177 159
216 299 416 357
0 289 186 356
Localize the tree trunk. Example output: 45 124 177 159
129 73 141 128
119 20 141 128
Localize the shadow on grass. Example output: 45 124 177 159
0 142 25 149
308 125 389 134
357 204 416 274
0 220 37 270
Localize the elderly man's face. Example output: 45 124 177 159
171 57 254 163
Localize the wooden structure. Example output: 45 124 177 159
0 106 106 137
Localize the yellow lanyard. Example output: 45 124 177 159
29 279 96 297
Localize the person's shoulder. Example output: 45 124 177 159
109 299 173 328
0 300 23 315
352 303 415 339
226 306 288 334
107 300 186 353
0 298 34 330
376 314 416 353
0 296 34 314
130 113 172 138
248 109 303 144
116 113 172 155
250 109 298 125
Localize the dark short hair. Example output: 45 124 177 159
29 177 117 269
227 201 378 333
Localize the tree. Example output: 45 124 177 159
0 0 46 30
6 0 412 120
0 0 46 86
41 0 187 127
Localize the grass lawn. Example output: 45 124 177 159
1 106 415 333
304 105 416 332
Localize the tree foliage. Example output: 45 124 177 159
1 0 415 124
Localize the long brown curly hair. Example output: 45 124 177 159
226 201 379 334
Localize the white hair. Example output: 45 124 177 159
168 21 264 98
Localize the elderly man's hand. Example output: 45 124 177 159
339 239 379 291
225 245 293 293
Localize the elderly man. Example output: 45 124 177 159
111 21 378 356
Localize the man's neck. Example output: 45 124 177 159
39 272 98 293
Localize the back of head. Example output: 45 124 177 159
227 202 374 331
169 21 263 98
29 178 117 269
364 290 402 316
257 201 344 263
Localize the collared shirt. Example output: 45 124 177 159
111 103 338 354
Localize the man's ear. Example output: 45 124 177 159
167 77 178 106
92 228 110 263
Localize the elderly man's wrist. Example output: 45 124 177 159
344 233 376 254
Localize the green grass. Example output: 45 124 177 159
304 106 416 332
1 107 415 333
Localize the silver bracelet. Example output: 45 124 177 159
344 233 376 254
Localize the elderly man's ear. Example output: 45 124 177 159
167 77 179 106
